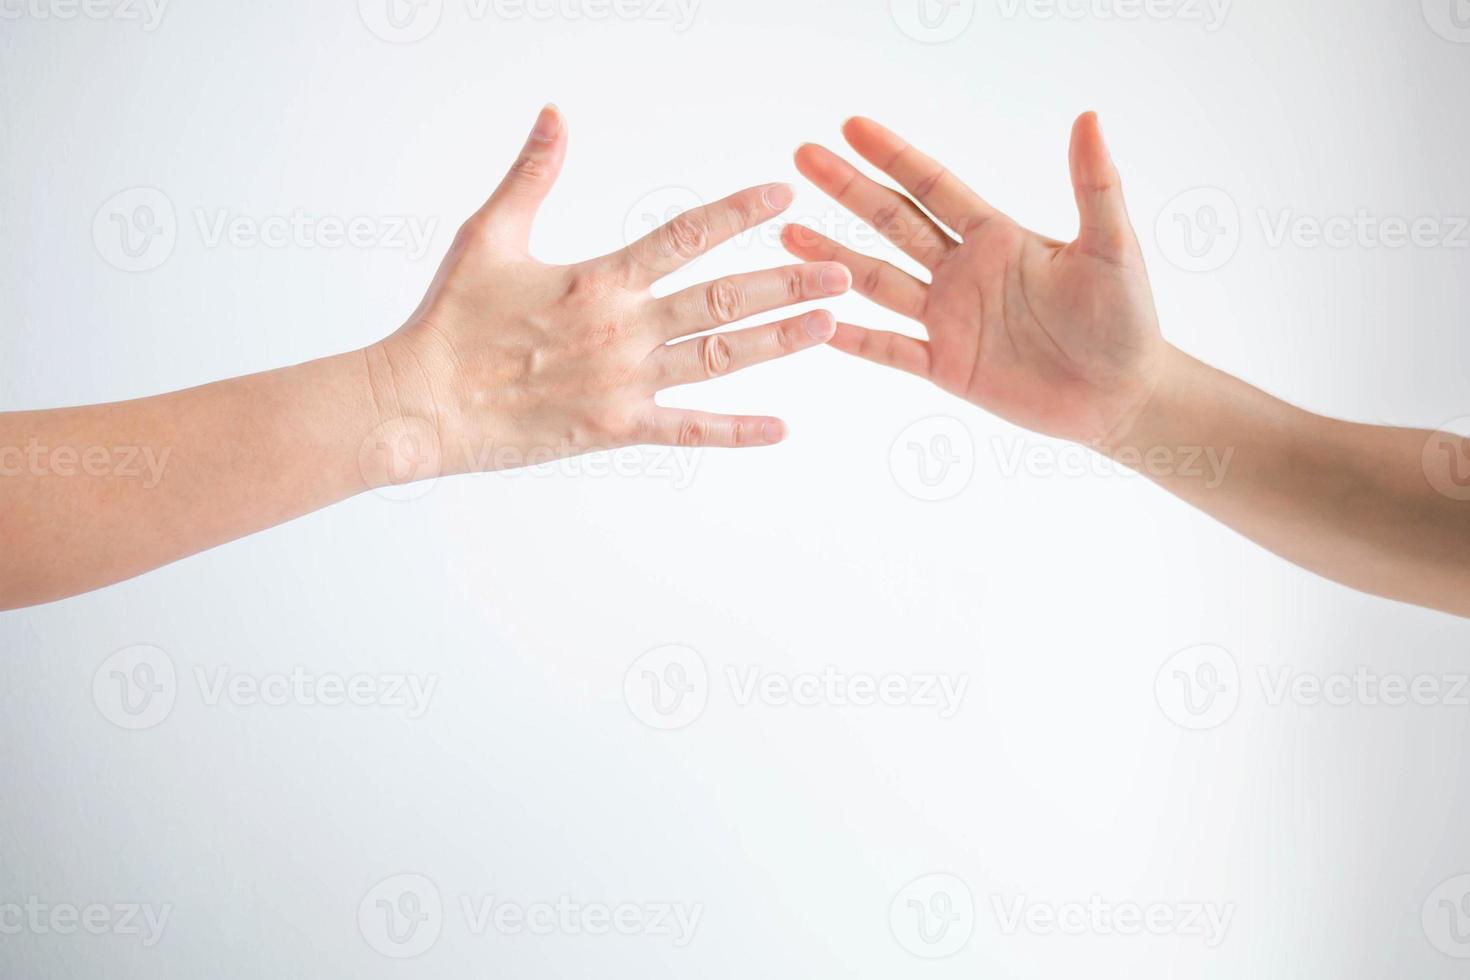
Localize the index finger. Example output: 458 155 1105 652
616 183 794 286
840 116 994 235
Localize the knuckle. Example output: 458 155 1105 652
509 152 549 182
700 334 733 377
776 319 801 353
705 279 743 324
785 268 806 301
861 263 885 296
676 418 706 447
661 214 709 259
728 420 745 447
913 167 945 200
871 204 902 236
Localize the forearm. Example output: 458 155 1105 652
1110 346 1470 617
0 348 392 609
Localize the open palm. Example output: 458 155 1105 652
784 113 1166 450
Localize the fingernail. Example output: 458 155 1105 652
819 265 850 294
803 310 834 340
762 420 785 443
530 104 560 142
763 183 794 210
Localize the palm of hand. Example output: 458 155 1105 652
787 113 1165 450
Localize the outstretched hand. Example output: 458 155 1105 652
784 113 1165 451
369 104 851 482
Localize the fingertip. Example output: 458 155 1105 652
761 419 787 444
803 309 837 342
819 261 852 294
529 103 563 143
762 182 795 211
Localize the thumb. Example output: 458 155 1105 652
1068 111 1135 262
478 104 567 248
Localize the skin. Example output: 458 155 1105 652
786 112 1470 618
0 105 850 610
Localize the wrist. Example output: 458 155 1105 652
1098 344 1200 464
357 334 461 488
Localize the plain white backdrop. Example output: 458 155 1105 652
3 0 1470 976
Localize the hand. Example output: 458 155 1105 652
783 113 1166 451
364 104 851 483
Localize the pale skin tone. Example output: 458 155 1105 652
0 105 851 610
786 112 1470 618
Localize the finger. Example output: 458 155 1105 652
617 183 794 286
638 408 787 448
1068 111 1136 263
649 309 837 389
781 224 928 320
840 116 994 235
652 262 850 340
793 143 955 270
476 104 568 249
828 322 932 380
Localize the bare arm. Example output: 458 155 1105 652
1111 348 1470 616
787 111 1470 618
0 105 851 610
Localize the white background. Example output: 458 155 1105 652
3 0 1470 976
